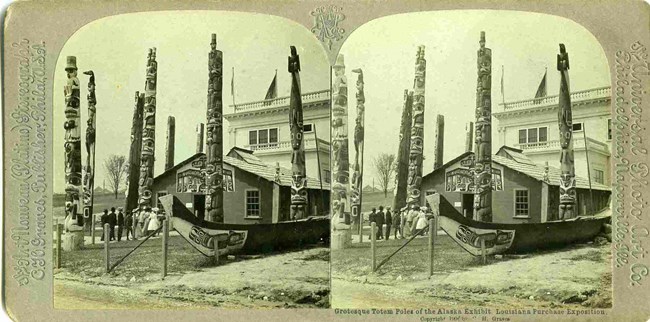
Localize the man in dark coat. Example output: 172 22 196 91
368 208 376 240
117 207 125 241
125 211 134 241
100 209 108 241
392 207 402 239
375 206 385 240
107 207 117 241
384 206 393 240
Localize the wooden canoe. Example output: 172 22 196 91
159 194 330 256
425 194 610 256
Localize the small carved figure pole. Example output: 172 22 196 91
433 114 445 170
557 44 576 220
138 48 158 213
473 32 493 222
125 92 144 213
165 116 176 171
82 70 97 233
406 46 426 208
288 46 308 219
332 54 350 224
63 56 84 234
465 122 474 153
196 123 205 153
350 68 365 228
205 34 224 222
392 90 413 211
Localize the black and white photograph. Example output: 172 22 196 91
329 10 613 309
51 11 331 309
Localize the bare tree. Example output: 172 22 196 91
373 153 396 198
104 155 127 199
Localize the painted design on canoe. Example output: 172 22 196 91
425 193 610 256
159 194 329 256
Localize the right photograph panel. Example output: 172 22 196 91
330 10 612 309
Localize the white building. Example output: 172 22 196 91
493 86 611 185
224 89 331 183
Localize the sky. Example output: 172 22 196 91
339 10 610 189
53 11 329 193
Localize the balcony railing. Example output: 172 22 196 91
500 86 610 111
517 137 610 154
231 89 330 113
247 137 330 153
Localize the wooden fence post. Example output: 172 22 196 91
359 213 364 243
480 237 487 265
213 237 220 266
91 214 95 245
55 221 62 269
161 219 169 279
371 222 376 272
428 218 434 277
104 223 110 273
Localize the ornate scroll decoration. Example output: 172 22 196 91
125 92 144 213
82 70 96 228
310 5 345 50
289 46 308 220
350 68 365 223
557 44 576 219
406 46 426 207
433 114 445 170
138 48 158 212
165 116 176 171
63 56 83 232
331 54 350 224
392 90 413 211
205 34 224 223
473 32 493 222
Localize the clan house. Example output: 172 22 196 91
420 146 611 224
151 147 330 224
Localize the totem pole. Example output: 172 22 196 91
138 48 158 212
406 46 426 207
473 32 493 222
165 116 176 171
465 122 474 153
196 123 204 154
350 68 365 225
433 114 445 170
331 54 350 224
392 90 413 211
557 44 576 219
125 92 144 213
289 46 308 220
63 56 83 232
82 70 96 232
205 34 224 223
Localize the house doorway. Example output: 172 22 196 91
462 193 474 219
193 194 205 221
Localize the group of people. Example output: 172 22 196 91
366 204 433 240
99 206 163 242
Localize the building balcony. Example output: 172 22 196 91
246 137 330 154
230 89 330 114
498 86 610 112
516 137 610 155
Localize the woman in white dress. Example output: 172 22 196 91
416 207 428 235
147 208 160 236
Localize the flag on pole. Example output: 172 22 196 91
231 66 235 105
500 65 505 104
534 68 547 98
265 70 278 100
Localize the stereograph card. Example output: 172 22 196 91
2 0 649 321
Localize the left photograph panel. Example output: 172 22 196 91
53 11 331 309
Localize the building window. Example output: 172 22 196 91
248 128 279 146
593 169 604 184
607 119 612 140
155 191 168 208
518 127 548 144
323 169 331 183
304 123 314 133
572 122 583 132
514 189 529 218
245 190 261 218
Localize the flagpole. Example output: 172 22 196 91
501 65 505 105
231 66 235 106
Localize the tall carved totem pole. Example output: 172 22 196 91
393 90 413 211
473 32 493 222
205 34 224 223
557 44 576 219
433 114 445 170
332 54 350 224
138 48 158 212
165 116 176 171
63 56 83 231
350 68 365 223
406 46 426 207
82 70 97 229
289 46 307 219
125 92 144 213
